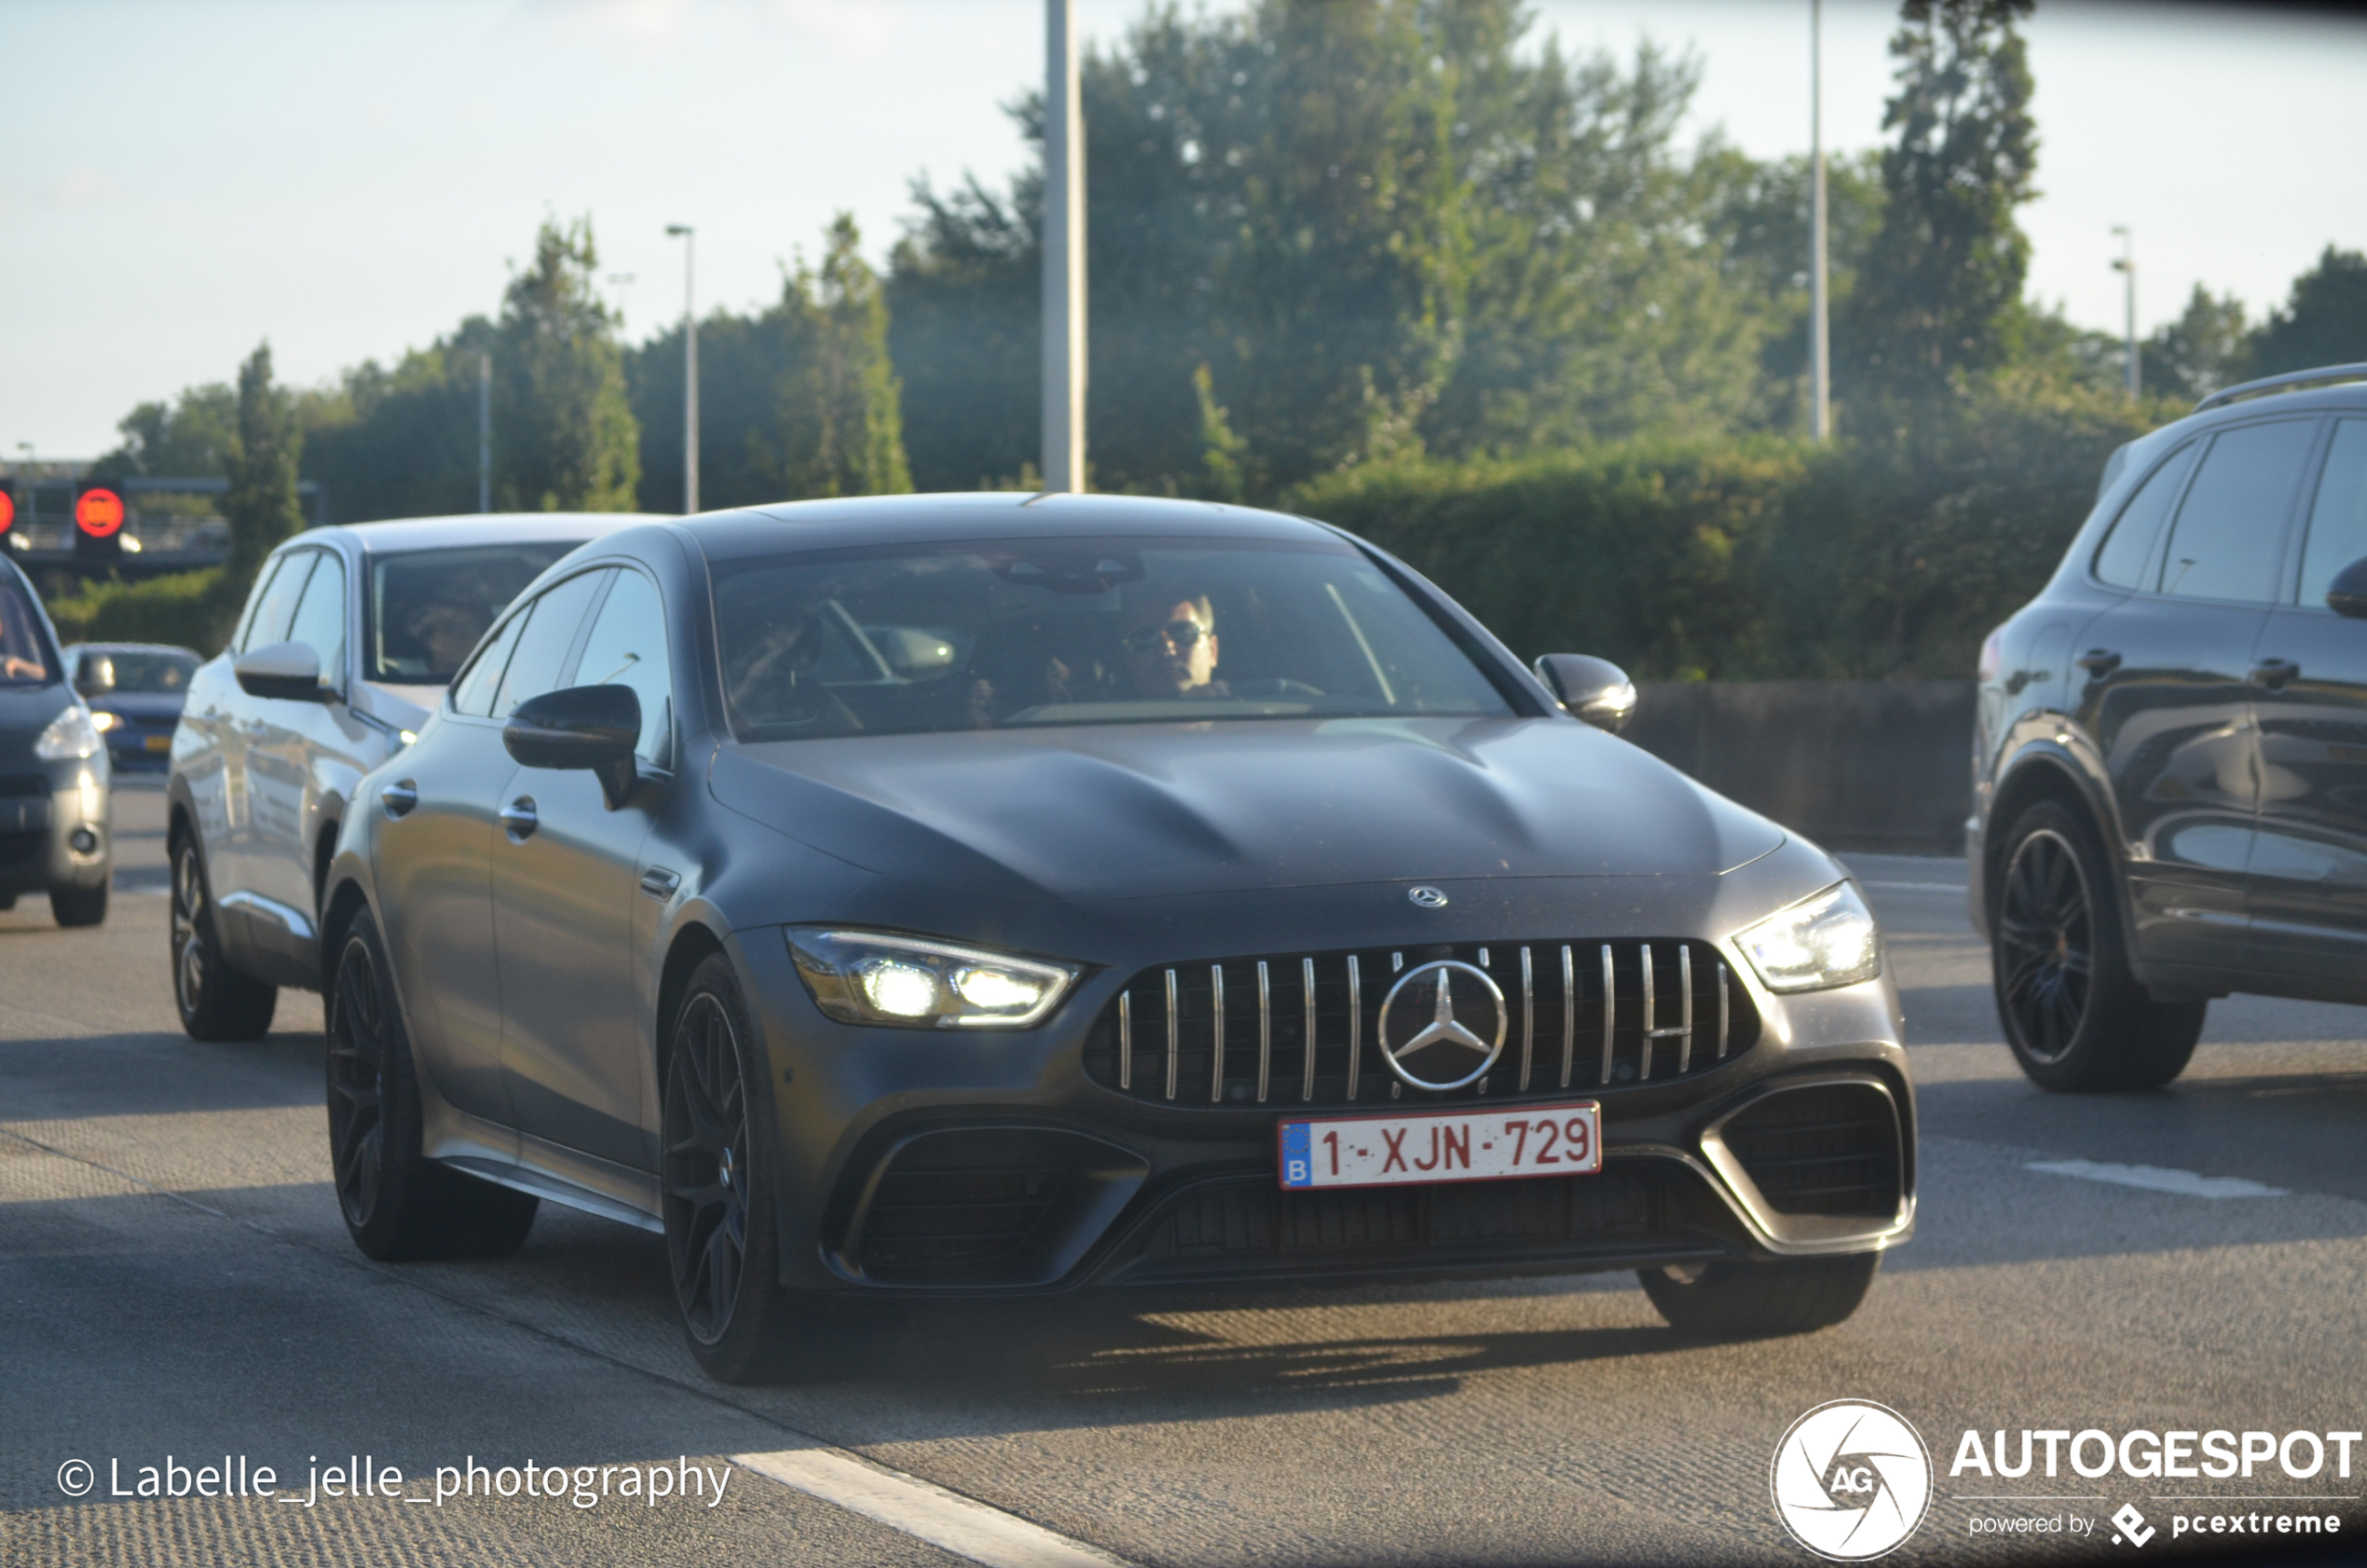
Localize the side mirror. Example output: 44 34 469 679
2328 557 2367 620
1533 653 1637 733
234 641 331 702
75 653 116 697
504 684 642 810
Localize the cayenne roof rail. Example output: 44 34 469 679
2195 361 2367 414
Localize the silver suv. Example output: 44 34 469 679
167 513 650 1039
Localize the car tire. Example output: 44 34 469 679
664 953 799 1384
170 834 278 1042
1639 1253 1881 1337
51 883 106 927
327 905 539 1261
1991 800 2203 1092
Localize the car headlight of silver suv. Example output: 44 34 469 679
1735 881 1882 993
786 928 1081 1029
34 704 103 761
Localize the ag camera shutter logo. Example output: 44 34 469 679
1771 1400 1933 1560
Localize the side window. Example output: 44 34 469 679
571 568 673 764
240 553 314 654
2094 443 2199 589
450 611 527 717
2157 419 2319 603
489 569 610 719
285 552 348 688
231 557 283 653
2297 419 2367 609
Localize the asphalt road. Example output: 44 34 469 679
5 784 2365 1565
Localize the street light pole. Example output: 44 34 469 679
1042 0 1086 493
1810 0 1830 443
2111 226 2138 399
478 352 491 513
666 225 699 513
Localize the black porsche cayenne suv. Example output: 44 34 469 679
1973 362 2367 1091
322 493 1915 1381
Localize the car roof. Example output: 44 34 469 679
680 492 1336 563
61 642 201 657
280 511 667 558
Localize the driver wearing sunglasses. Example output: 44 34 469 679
1120 593 1224 699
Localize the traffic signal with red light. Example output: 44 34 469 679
0 479 16 542
75 482 125 563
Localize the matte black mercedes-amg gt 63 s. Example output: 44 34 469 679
322 493 1914 1381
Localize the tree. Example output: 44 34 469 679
763 215 913 499
2142 285 2249 404
91 384 238 481
220 343 305 596
299 317 495 522
2246 245 2367 380
493 218 640 511
1845 0 2039 410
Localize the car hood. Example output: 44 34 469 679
708 716 1784 903
89 692 185 725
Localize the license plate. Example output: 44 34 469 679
144 734 171 752
1279 1101 1602 1190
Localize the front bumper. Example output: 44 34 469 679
0 760 111 898
733 914 1915 1302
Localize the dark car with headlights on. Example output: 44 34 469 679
0 556 112 925
322 494 1915 1382
1972 362 2367 1091
64 643 199 772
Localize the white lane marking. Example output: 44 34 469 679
1858 879 1965 893
735 1447 1135 1568
2026 1158 2289 1199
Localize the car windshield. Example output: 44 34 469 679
369 541 582 684
91 651 198 694
0 581 56 687
712 536 1515 742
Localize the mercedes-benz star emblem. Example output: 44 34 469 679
1375 961 1507 1091
1407 886 1449 908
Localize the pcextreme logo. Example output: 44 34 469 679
1772 1400 1935 1561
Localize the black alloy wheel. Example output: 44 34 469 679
170 834 276 1042
1995 825 2091 1065
663 954 793 1383
1991 800 2203 1093
326 906 537 1260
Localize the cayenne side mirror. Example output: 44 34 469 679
75 653 115 697
233 640 332 703
2328 557 2367 620
504 684 642 810
1532 653 1637 733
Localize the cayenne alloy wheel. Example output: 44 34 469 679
1995 825 2091 1066
1991 801 2203 1092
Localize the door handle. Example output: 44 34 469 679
2075 648 2122 676
2251 658 2301 690
380 781 418 819
499 797 539 840
639 866 681 901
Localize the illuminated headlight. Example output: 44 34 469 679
1735 881 1883 993
786 928 1080 1029
34 704 103 761
89 710 121 732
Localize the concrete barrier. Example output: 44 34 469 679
1623 680 1976 855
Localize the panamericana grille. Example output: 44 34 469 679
1719 1084 1900 1217
1083 940 1758 1109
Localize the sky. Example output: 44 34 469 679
6 0 2362 460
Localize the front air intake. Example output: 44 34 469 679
1717 1083 1901 1218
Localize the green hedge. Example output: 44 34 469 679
43 569 233 655
1291 388 2162 680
